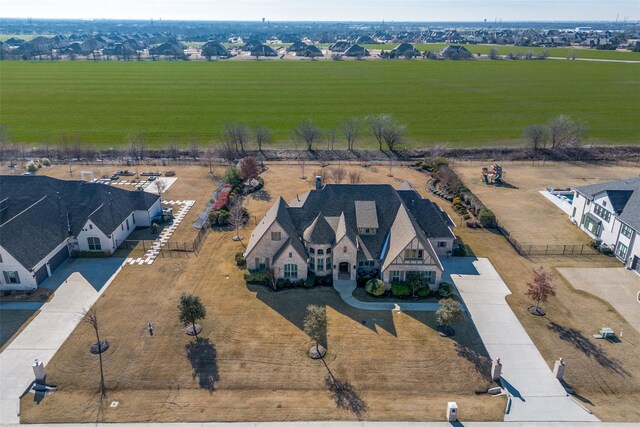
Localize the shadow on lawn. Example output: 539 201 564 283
251 189 272 202
547 320 631 378
185 338 219 393
322 358 367 418
453 342 492 382
250 284 398 336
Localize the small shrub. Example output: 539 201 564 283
452 244 467 257
217 209 230 226
242 269 251 280
438 282 454 297
391 281 411 297
235 252 246 267
26 162 38 173
417 287 431 297
452 197 463 205
478 208 497 228
40 158 51 166
365 278 385 296
463 213 470 220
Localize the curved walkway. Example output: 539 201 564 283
333 280 440 311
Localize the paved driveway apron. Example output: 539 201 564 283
443 257 598 422
0 263 121 425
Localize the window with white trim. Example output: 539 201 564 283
437 241 447 247
284 264 298 279
404 249 424 259
621 224 633 238
3 271 20 284
88 237 101 251
593 204 611 222
615 241 628 259
391 271 402 282
271 231 281 241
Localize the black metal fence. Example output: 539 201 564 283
495 219 597 257
119 226 209 258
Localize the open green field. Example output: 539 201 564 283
1 60 638 148
357 43 640 61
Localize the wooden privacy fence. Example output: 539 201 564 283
495 219 597 257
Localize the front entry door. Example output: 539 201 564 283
338 262 350 279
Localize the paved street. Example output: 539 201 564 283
443 257 599 423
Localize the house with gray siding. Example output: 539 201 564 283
244 179 454 289
0 176 161 290
569 177 640 274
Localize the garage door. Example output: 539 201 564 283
34 264 49 284
49 245 70 271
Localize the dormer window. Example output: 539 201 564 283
603 201 607 207
310 247 315 254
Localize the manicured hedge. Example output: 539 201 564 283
392 282 412 297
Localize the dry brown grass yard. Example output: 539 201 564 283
451 161 640 421
19 163 504 423
453 161 640 246
15 161 640 422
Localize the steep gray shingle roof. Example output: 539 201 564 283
303 214 335 244
575 177 640 230
0 175 159 269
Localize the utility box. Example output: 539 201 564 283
33 359 45 383
553 358 566 380
491 358 502 381
447 401 458 422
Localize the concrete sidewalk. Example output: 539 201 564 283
333 280 440 311
443 257 599 423
0 264 122 425
2 422 630 427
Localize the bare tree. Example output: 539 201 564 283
313 168 330 184
548 115 586 149
293 119 323 151
203 144 216 174
488 47 500 60
360 151 372 168
223 123 250 153
381 122 406 152
166 142 180 161
331 166 346 183
365 114 391 151
523 124 549 151
326 127 336 151
189 137 200 163
340 117 361 151
298 157 307 179
228 196 246 241
348 170 363 184
255 126 272 152
216 140 238 164
0 125 8 164
154 178 168 197
81 306 107 398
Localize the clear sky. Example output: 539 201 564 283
0 0 638 22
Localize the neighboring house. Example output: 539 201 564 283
344 44 370 57
0 176 161 290
329 41 351 52
250 44 278 57
570 177 640 273
440 45 473 59
201 41 231 58
301 45 323 58
244 180 455 289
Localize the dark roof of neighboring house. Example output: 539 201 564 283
440 45 472 56
344 44 370 56
0 175 159 269
201 41 230 57
287 41 308 52
575 177 640 230
302 45 323 57
329 41 351 52
250 44 278 56
149 41 184 56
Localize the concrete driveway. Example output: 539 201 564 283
442 257 598 422
0 260 122 425
557 267 640 334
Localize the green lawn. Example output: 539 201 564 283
1 60 638 148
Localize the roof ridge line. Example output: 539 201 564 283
0 195 48 228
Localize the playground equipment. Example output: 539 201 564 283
481 164 504 185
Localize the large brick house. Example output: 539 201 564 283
244 180 455 289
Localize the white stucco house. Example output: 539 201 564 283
244 179 455 289
0 175 161 290
570 177 640 274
